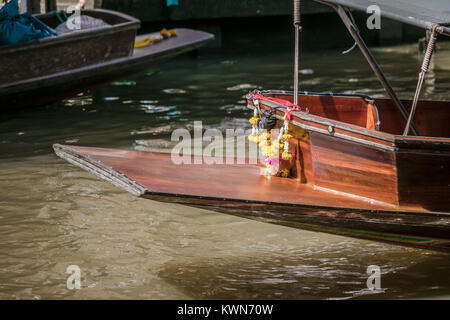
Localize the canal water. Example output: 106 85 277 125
1 41 450 299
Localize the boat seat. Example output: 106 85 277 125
268 93 382 131
365 100 380 131
307 95 381 131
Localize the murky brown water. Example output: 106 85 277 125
1 42 450 299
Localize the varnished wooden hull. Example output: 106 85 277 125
53 144 450 251
247 91 450 212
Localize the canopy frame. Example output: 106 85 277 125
316 0 420 135
315 0 450 36
403 25 439 135
293 0 302 105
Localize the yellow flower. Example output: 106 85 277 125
248 134 260 143
259 132 268 141
249 116 259 125
282 152 293 161
160 28 170 38
281 133 293 142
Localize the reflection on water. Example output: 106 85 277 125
0 44 449 299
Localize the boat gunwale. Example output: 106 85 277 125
143 190 450 218
246 90 450 150
0 8 140 56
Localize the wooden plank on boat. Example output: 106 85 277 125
54 144 398 211
53 144 450 251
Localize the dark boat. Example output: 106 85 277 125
53 1 450 251
0 9 214 111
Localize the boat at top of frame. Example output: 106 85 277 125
0 8 214 111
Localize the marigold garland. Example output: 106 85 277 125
280 117 293 161
249 116 259 126
278 168 290 178
282 150 293 161
247 134 260 143
281 133 293 142
247 97 303 177
248 99 261 143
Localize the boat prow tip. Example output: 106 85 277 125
53 144 147 197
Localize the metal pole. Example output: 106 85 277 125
403 26 438 136
336 5 420 135
293 0 302 105
26 0 41 13
317 1 420 136
46 0 57 12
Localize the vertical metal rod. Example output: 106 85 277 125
46 0 57 12
26 0 41 13
294 26 299 105
403 26 438 136
323 2 420 135
293 0 301 105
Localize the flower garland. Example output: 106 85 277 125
259 131 277 175
248 99 261 143
247 93 302 178
276 107 299 162
280 116 293 161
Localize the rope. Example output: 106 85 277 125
342 9 358 54
421 28 437 73
134 28 177 48
284 107 301 121
249 92 302 111
403 25 438 136
48 10 68 24
293 0 302 105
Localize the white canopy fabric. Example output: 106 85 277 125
318 0 450 35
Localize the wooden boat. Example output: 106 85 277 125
53 142 450 251
0 9 214 111
246 90 450 212
53 0 450 251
